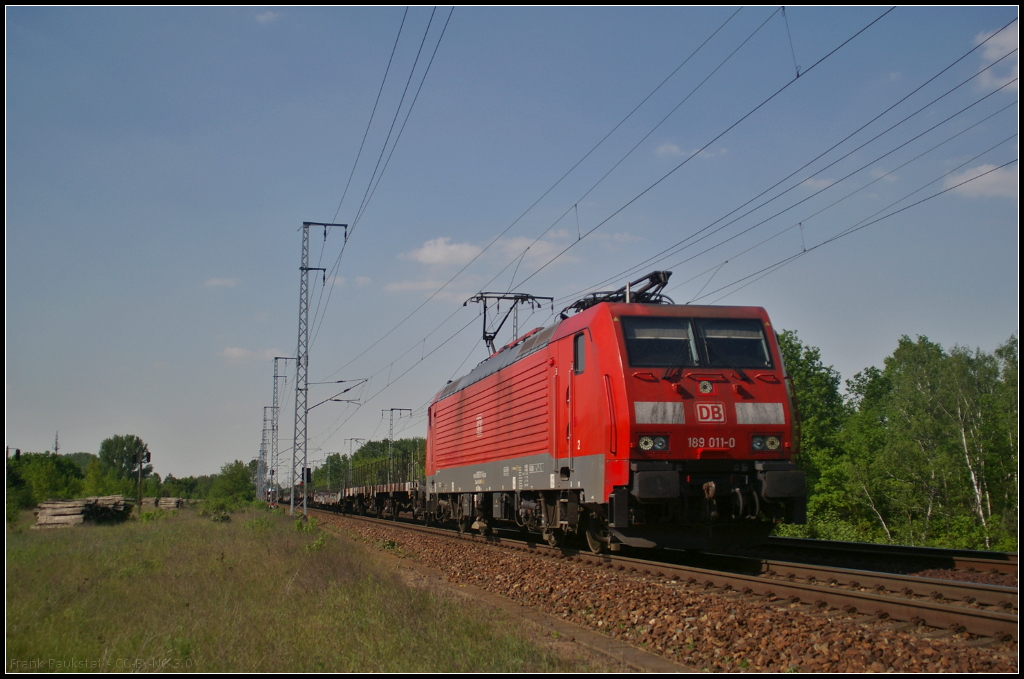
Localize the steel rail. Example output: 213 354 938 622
761 536 1019 575
313 509 1018 641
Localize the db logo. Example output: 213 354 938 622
695 402 726 423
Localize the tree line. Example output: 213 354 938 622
6 434 258 521
311 438 425 491
779 331 1017 551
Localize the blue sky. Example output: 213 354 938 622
6 7 1018 479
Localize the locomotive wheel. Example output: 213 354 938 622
586 518 609 555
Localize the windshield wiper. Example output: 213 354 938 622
705 341 752 383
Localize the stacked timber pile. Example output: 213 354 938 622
32 495 134 530
142 497 159 507
157 497 181 510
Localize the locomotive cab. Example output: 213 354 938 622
595 303 806 550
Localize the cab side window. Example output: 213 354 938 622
574 333 586 374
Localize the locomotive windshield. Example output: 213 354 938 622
700 318 773 369
621 317 697 367
621 316 773 369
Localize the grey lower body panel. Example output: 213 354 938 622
428 453 605 501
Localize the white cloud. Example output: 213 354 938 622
256 11 280 24
656 143 686 158
496 236 562 260
355 277 371 286
944 163 1018 198
383 279 448 293
975 24 1019 92
204 277 239 288
801 177 835 190
869 167 898 183
400 237 481 266
591 231 644 243
219 347 278 363
654 143 726 160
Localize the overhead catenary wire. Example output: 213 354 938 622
484 7 785 297
557 17 1019 305
351 7 455 231
667 112 1018 297
308 9 410 328
633 78 1021 301
310 6 898 445
314 7 743 383
309 8 454 352
331 7 410 226
508 7 897 294
695 157 1018 305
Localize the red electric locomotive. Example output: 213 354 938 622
424 272 806 552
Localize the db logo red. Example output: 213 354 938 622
695 402 726 423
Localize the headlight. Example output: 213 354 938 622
752 436 765 450
653 436 668 450
766 436 781 450
639 436 654 450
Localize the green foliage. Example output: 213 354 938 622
777 331 1017 550
7 452 85 505
81 457 134 497
305 534 326 554
162 473 215 500
294 516 318 533
843 335 1018 549
6 458 33 522
139 508 168 524
98 434 152 480
243 516 275 533
323 438 426 489
63 452 98 475
777 331 848 538
208 460 255 503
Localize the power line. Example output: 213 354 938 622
696 157 1018 304
666 112 1018 298
549 17 1018 306
331 7 410 225
509 7 897 294
648 80 1019 297
310 7 454 353
313 6 896 444
314 7 743 382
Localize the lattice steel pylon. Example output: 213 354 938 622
290 222 343 516
272 356 293 505
256 406 271 501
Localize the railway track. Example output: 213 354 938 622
310 508 1017 642
750 536 1018 577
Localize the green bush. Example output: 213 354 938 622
139 509 168 524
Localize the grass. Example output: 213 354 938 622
6 508 573 672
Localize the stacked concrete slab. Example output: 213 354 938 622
32 495 134 529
